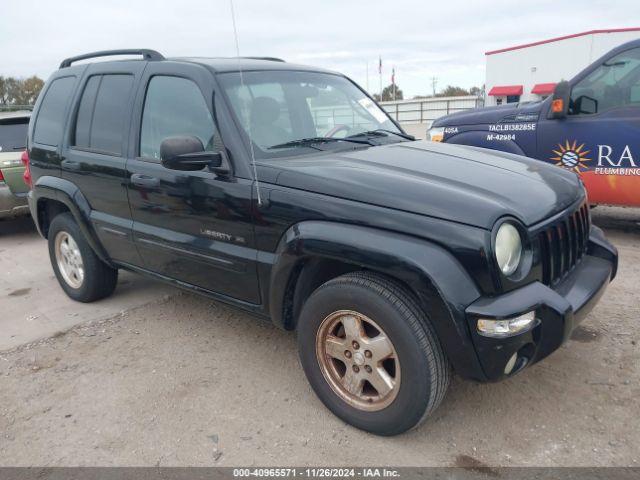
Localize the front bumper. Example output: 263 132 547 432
0 183 30 219
465 226 617 381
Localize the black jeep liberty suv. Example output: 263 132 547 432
25 49 618 436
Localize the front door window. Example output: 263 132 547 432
570 47 640 115
140 76 219 160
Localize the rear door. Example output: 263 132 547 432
126 62 260 303
537 46 640 207
62 62 145 265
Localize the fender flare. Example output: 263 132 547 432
31 175 113 266
267 221 487 380
447 130 526 156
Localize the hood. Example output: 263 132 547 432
432 101 543 128
263 140 582 229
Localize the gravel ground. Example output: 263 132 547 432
0 207 638 467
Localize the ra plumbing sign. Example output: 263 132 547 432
551 140 640 176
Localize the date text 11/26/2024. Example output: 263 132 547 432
233 468 400 478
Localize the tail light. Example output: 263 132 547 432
21 150 32 188
0 168 4 182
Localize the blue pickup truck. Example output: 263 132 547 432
429 39 640 207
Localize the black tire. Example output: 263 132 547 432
48 212 118 302
297 271 450 436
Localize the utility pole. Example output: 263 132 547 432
366 61 369 92
431 76 438 96
392 67 396 101
378 55 382 101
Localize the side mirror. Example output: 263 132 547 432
548 81 570 119
160 136 224 172
573 95 598 115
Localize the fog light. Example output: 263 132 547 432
504 353 518 375
477 311 536 338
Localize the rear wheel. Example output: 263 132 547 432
48 213 118 302
297 271 450 436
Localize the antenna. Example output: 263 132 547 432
229 0 263 206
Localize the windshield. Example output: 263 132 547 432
218 70 403 158
0 118 29 153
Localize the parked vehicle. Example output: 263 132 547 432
429 39 640 207
26 49 617 435
0 110 31 219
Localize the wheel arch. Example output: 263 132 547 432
268 221 487 380
32 176 112 266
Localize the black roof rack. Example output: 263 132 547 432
59 49 164 69
241 56 285 62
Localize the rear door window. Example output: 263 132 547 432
0 117 29 152
73 74 134 155
74 76 101 149
33 76 76 146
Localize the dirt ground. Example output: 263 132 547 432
0 217 174 351
0 207 638 467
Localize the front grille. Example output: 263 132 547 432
538 203 590 285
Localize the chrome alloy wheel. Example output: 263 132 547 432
54 231 84 289
316 310 401 411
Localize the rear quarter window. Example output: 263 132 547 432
0 117 29 152
33 76 76 146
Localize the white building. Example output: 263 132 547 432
485 28 640 106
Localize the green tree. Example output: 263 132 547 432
0 77 9 104
0 75 45 106
16 76 44 105
433 85 483 98
437 85 470 97
4 77 22 104
373 83 403 102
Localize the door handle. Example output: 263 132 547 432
61 159 81 171
130 173 160 188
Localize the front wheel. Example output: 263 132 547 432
297 272 450 436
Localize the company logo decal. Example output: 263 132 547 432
550 140 591 172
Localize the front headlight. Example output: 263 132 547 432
427 127 444 142
495 223 522 276
477 311 537 338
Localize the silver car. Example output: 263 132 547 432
0 110 31 219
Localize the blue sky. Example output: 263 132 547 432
2 0 639 97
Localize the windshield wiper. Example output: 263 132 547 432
268 136 373 150
347 129 415 141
